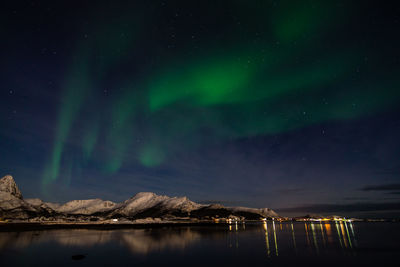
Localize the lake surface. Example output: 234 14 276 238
0 221 399 266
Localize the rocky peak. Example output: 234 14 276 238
0 175 23 199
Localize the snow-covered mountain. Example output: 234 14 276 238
0 175 279 221
56 199 117 215
111 192 203 217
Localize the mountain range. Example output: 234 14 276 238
0 175 279 222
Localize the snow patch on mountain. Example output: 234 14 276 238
56 199 117 215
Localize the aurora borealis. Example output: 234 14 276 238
1 1 400 217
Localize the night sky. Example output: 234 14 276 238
1 1 400 218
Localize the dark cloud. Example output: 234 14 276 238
344 197 368 200
372 168 399 175
277 188 306 194
386 192 400 195
277 202 400 213
361 184 400 191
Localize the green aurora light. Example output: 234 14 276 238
41 1 400 187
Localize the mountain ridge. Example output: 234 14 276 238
0 175 279 221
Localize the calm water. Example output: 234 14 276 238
0 222 399 266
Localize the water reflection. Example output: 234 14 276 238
258 221 358 257
1 222 398 266
0 228 201 254
272 221 278 256
0 222 359 258
310 223 319 253
335 221 344 248
319 222 326 246
291 222 297 253
305 222 311 246
263 221 270 257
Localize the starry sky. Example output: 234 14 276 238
1 1 400 218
